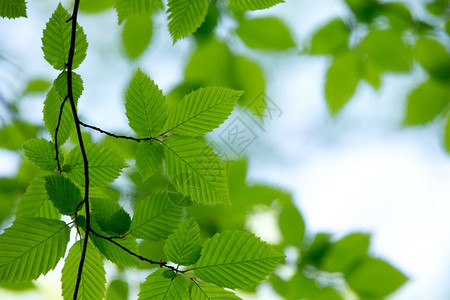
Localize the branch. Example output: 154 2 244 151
79 121 159 142
54 95 68 172
90 230 178 272
65 1 89 299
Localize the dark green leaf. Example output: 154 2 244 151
90 234 140 267
415 37 450 82
44 174 82 215
0 0 27 18
236 17 295 50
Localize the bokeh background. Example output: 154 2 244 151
1 0 449 299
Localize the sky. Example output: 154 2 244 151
0 0 450 299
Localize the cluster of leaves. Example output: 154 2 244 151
0 0 411 299
308 0 450 151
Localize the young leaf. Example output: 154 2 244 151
136 140 163 181
163 136 229 204
129 192 183 241
236 17 295 50
16 177 60 219
346 258 408 298
167 0 209 43
44 174 82 215
61 240 106 300
125 69 167 137
41 3 88 70
53 71 84 101
403 79 450 125
23 138 61 171
122 14 153 59
64 143 128 187
190 282 242 300
138 269 190 300
0 0 27 18
164 218 202 265
228 0 284 11
115 0 163 24
165 87 243 136
325 51 359 114
193 231 284 289
0 218 70 282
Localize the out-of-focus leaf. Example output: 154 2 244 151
278 199 304 246
361 29 412 72
325 51 360 114
0 0 27 18
79 0 114 13
122 14 152 59
415 37 450 82
24 78 51 93
300 233 332 267
115 0 162 24
444 112 450 153
309 18 349 55
344 0 381 23
403 79 449 125
106 279 128 300
347 258 408 298
236 17 295 50
426 0 448 15
0 122 39 151
228 0 284 11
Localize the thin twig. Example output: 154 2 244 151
64 1 89 299
90 230 178 272
79 121 158 142
54 95 68 172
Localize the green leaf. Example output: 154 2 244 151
44 174 82 215
138 269 190 300
104 209 132 235
163 136 230 204
115 0 163 24
309 18 349 55
64 143 128 187
125 69 167 137
80 0 114 13
0 217 70 282
415 37 450 82
130 192 184 241
122 14 153 59
190 281 241 300
325 51 359 114
16 177 60 219
41 3 88 70
445 112 450 153
193 231 284 289
24 78 51 93
403 79 450 125
23 138 61 171
361 29 412 72
90 234 140 267
165 87 243 136
321 233 370 274
0 0 27 18
0 122 39 151
164 218 202 265
236 17 295 50
106 279 129 300
53 71 84 101
136 140 163 181
167 0 209 43
346 258 408 298
278 199 305 246
61 240 106 300
228 0 284 11
90 196 132 236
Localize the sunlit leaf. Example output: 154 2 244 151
130 192 184 241
136 140 163 181
309 18 349 55
193 231 284 288
0 218 70 282
138 269 190 300
23 138 61 171
42 3 88 70
167 0 209 42
24 78 51 93
16 177 60 219
229 0 284 11
190 282 241 299
0 122 39 151
44 174 82 215
61 240 106 300
415 37 450 82
115 0 163 24
122 14 152 59
79 0 114 13
106 279 129 300
0 0 26 18
163 136 230 204
164 218 202 265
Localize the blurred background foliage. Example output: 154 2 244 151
0 0 449 299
